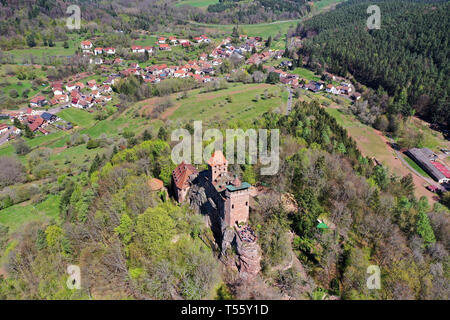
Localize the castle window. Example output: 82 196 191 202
246 202 248 206
232 204 234 209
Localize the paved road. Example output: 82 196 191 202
286 87 293 115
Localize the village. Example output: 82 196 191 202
0 32 361 144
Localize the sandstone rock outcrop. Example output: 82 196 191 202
235 237 261 281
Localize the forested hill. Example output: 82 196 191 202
297 0 449 128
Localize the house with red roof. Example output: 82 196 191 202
29 96 47 108
28 116 44 132
169 36 178 45
144 46 155 54
81 41 92 51
105 47 116 55
87 80 97 90
172 161 198 202
0 124 9 134
131 45 145 53
174 69 187 78
159 43 171 51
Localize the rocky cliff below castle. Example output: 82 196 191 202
188 183 262 281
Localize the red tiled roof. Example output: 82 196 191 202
148 178 164 191
172 162 198 189
432 162 450 178
28 117 44 132
208 150 227 167
30 96 46 103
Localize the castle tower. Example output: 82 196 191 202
224 177 251 227
207 150 228 183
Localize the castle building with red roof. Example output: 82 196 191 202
172 150 251 227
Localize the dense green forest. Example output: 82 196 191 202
297 0 449 128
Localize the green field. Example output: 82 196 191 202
176 0 218 8
313 0 344 10
58 108 97 128
0 195 60 233
5 34 85 59
189 0 346 38
191 20 300 38
168 83 284 123
292 67 321 82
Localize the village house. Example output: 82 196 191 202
27 115 44 132
94 47 103 55
105 47 116 55
0 124 9 135
29 96 47 108
40 112 56 123
159 43 171 51
65 83 77 92
75 82 85 90
81 40 93 51
158 37 166 44
326 84 340 95
10 126 21 135
144 46 155 54
87 80 97 90
52 86 63 96
169 36 178 45
131 45 145 53
102 85 112 93
50 94 69 105
179 39 191 47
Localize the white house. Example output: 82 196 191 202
131 45 145 53
326 84 339 95
105 47 116 55
81 41 93 51
0 124 8 134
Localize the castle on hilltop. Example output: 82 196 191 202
172 150 251 228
